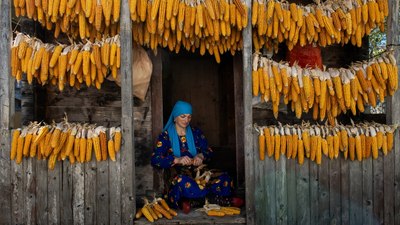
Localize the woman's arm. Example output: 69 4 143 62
151 132 176 169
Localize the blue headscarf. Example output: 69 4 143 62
163 101 197 157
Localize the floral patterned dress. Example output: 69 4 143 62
151 127 233 208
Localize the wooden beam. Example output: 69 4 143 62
0 1 12 224
386 0 400 224
120 0 135 223
242 0 254 224
233 54 244 188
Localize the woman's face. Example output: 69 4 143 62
175 114 192 128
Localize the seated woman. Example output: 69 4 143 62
151 100 233 210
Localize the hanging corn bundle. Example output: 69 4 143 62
11 32 121 90
12 0 120 40
252 51 398 123
9 117 122 170
251 0 389 52
254 121 397 165
130 0 249 62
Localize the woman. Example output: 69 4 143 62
151 100 233 209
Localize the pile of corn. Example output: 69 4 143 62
13 0 120 40
130 0 248 62
255 122 397 165
252 51 398 123
136 198 178 222
11 32 120 90
252 0 389 52
10 120 122 170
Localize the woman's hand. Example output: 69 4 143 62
173 156 193 166
193 154 204 166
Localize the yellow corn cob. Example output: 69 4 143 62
298 139 304 165
10 129 21 160
259 130 265 161
108 139 116 161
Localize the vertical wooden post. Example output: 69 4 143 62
0 1 12 224
386 0 400 223
120 0 135 223
242 0 254 224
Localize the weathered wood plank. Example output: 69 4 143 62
386 1 399 224
330 157 341 225
276 157 287 225
309 161 318 225
233 54 244 188
373 156 384 225
254 137 266 225
243 0 254 223
265 157 276 225
340 158 350 225
0 0 12 223
296 159 310 225
36 160 48 225
26 159 37 225
362 158 374 225
97 160 110 225
48 162 61 224
286 159 296 225
11 160 25 224
349 161 362 225
109 153 122 225
84 161 96 225
318 160 330 225
384 152 395 225
120 0 135 223
73 164 85 225
61 162 73 225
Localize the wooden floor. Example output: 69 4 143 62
134 209 246 224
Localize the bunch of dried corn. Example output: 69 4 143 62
196 199 241 216
13 0 120 40
135 197 178 222
10 118 122 169
252 0 389 52
11 32 120 90
255 121 397 164
252 51 398 123
130 0 248 62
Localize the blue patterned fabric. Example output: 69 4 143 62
151 127 233 208
163 100 196 157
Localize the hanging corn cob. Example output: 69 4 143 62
9 117 122 169
252 51 398 123
11 32 121 91
252 0 389 52
255 121 398 165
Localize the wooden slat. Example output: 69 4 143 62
150 50 164 193
11 161 24 224
48 163 61 224
97 161 110 224
373 156 384 225
340 158 350 225
265 158 276 225
0 0 12 223
296 160 310 225
84 161 97 225
309 161 318 225
242 0 254 223
120 0 135 223
349 161 362 225
61 162 73 225
330 158 341 225
73 164 85 225
286 160 297 225
386 1 400 224
26 159 36 225
318 160 330 224
36 160 48 225
109 153 122 225
276 158 287 225
384 153 395 225
254 138 266 225
362 158 374 225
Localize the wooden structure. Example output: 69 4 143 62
0 0 399 225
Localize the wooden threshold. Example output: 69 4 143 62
134 210 246 224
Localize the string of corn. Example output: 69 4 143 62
254 121 397 165
252 51 398 124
